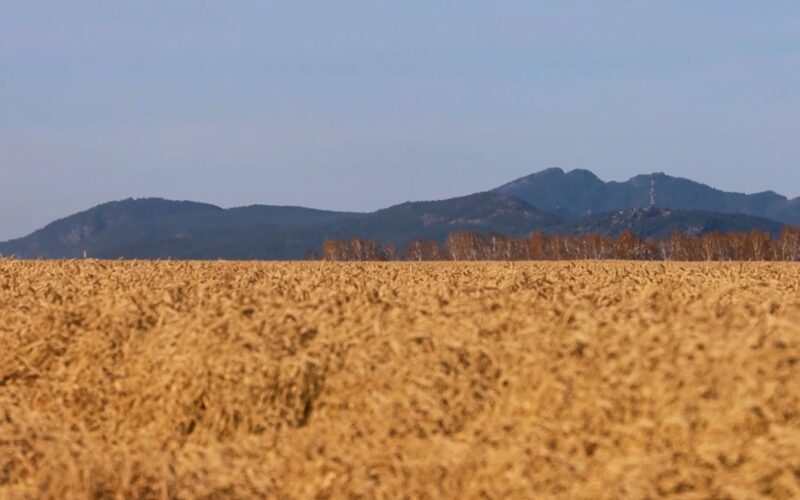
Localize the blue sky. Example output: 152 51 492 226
2 1 799 240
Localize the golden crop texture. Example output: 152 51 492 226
1 260 800 499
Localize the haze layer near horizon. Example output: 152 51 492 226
2 1 799 240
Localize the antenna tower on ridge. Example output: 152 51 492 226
649 175 656 207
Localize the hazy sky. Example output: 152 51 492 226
2 1 799 240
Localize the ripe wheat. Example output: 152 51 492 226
1 260 799 498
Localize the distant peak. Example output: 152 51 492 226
538 167 565 175
566 168 600 180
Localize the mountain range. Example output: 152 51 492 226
1 169 796 259
494 168 800 223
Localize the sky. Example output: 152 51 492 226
2 1 799 240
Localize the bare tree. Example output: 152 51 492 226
779 227 800 261
403 239 444 261
323 238 387 261
323 229 799 262
748 231 773 261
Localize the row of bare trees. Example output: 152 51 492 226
320 227 800 261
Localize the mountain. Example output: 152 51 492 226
322 192 563 248
2 169 796 260
0 193 562 259
560 206 785 239
0 198 358 259
0 199 219 259
494 168 800 225
90 193 563 259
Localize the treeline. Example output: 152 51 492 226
319 227 800 261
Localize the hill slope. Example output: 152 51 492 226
321 192 564 246
559 206 785 239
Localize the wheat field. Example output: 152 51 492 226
1 260 799 499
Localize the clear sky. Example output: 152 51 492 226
2 1 799 240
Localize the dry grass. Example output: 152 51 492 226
1 260 800 499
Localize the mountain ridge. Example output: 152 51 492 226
2 169 797 259
493 168 800 223
0 192 562 259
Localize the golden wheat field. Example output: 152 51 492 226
1 260 800 499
